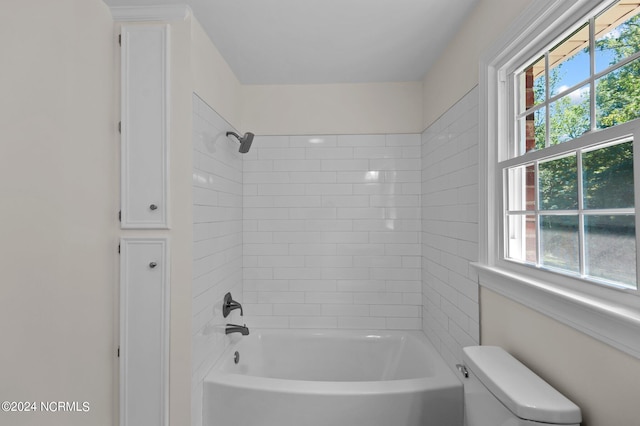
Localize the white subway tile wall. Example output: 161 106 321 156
190 91 482 426
191 95 244 426
243 134 422 330
421 87 480 367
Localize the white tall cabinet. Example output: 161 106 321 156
119 238 169 426
118 22 171 426
120 24 170 229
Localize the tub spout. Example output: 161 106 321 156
225 324 250 336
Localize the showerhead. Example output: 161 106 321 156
226 131 254 154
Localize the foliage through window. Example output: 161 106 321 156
504 0 640 290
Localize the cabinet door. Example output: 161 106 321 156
120 25 169 229
120 238 169 426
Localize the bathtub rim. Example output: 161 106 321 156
204 328 462 396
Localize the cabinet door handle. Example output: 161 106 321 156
149 204 158 211
149 262 157 269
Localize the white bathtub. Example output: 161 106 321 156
203 329 463 426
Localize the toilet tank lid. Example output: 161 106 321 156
463 346 582 424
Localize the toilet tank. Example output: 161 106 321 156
462 346 581 426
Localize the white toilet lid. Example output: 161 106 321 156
463 346 582 424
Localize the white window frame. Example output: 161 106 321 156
477 0 640 360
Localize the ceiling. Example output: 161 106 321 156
103 0 479 85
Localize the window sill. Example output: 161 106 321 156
472 263 640 360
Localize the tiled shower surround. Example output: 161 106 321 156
190 88 481 426
191 95 243 426
421 87 480 365
242 134 423 329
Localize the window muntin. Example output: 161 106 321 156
504 0 640 291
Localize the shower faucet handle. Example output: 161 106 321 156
223 292 243 318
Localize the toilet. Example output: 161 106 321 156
461 346 582 426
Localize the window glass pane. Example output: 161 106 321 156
507 214 537 264
518 108 546 154
518 55 546 113
595 3 640 74
585 215 637 288
539 155 578 210
549 23 590 97
596 57 640 129
540 215 580 272
549 85 590 145
583 140 634 209
507 165 536 211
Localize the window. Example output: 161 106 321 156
478 0 640 360
502 0 640 290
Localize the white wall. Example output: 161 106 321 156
482 289 640 426
421 0 533 129
191 18 243 131
242 82 423 136
191 95 244 426
0 1 117 425
243 134 422 329
421 87 480 367
166 17 195 426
